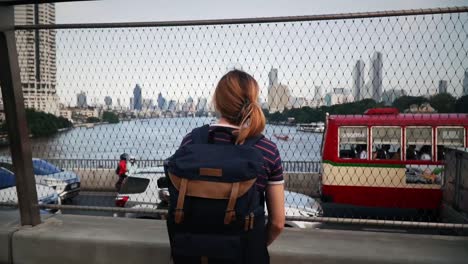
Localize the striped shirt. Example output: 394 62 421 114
179 124 284 192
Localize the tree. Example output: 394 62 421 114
455 95 468 113
392 96 428 112
102 111 119 124
429 93 456 113
86 117 101 123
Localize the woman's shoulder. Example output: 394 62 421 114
253 136 279 154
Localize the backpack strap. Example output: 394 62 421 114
191 125 210 144
175 178 188 224
224 182 240 224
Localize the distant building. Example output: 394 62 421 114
59 109 72 121
267 69 291 113
157 92 167 110
133 84 142 111
382 89 406 106
268 68 278 87
76 92 87 108
353 60 365 101
104 96 112 107
196 97 208 112
462 69 468 96
370 52 383 102
167 100 177 112
438 80 448 94
14 4 59 115
129 97 134 110
182 97 195 112
142 99 154 110
324 88 354 106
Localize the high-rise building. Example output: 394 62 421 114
157 92 167 110
167 100 177 112
76 92 87 108
133 84 142 111
14 4 59 115
462 69 468 96
353 60 365 101
267 69 291 113
369 52 383 102
196 97 208 112
104 96 112 107
438 80 448 94
268 68 278 87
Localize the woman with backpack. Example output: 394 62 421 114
165 70 285 264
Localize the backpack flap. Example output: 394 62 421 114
166 143 264 182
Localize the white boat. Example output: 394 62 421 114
297 122 325 133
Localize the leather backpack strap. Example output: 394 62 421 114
224 182 240 224
175 178 188 224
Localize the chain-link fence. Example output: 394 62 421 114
1 7 468 230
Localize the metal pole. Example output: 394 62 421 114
0 6 41 226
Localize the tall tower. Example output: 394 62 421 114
14 4 59 115
353 60 365 101
268 68 278 87
76 92 87 108
438 80 448 94
133 84 142 111
463 69 468 96
370 52 383 102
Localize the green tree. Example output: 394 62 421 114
86 117 101 123
102 111 119 124
392 96 428 112
455 95 468 113
429 93 456 113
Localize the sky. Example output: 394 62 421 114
50 0 468 107
56 0 468 23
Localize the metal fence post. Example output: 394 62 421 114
0 6 41 226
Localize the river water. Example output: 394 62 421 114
0 117 322 161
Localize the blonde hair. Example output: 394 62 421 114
213 70 266 144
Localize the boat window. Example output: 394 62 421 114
371 127 401 160
406 127 432 161
339 127 367 159
436 127 465 161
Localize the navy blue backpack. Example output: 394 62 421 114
164 125 269 264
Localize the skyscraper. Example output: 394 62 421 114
353 60 365 101
133 84 142 111
370 52 383 102
463 69 468 96
157 92 167 110
268 68 278 87
267 69 291 113
76 92 87 108
104 96 112 107
438 80 448 94
14 4 59 115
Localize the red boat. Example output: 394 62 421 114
274 134 289 141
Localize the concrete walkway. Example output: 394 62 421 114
1 211 468 264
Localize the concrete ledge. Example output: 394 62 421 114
8 213 468 264
0 209 20 264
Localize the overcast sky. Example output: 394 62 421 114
52 0 468 106
56 0 468 23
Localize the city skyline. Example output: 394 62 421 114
10 3 468 112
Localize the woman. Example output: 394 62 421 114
177 70 285 262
